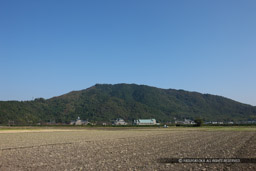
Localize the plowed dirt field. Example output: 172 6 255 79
0 127 255 170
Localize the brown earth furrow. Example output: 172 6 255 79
0 129 255 171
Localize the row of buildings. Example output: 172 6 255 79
70 117 159 126
70 117 256 126
204 121 256 125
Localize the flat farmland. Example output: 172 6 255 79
0 127 256 170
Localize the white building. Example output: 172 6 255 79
175 119 195 125
113 118 127 125
134 119 157 125
70 116 88 125
184 119 195 124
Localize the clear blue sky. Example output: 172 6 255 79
1 0 256 106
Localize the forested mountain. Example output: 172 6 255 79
0 84 256 124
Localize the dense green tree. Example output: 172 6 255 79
194 118 203 127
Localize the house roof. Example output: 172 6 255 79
137 119 156 123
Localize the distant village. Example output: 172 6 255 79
66 117 256 126
5 117 256 126
69 117 159 126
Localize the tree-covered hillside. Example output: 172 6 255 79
0 84 256 124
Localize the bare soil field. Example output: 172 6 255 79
0 127 255 170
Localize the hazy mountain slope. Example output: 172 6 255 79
0 84 255 124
